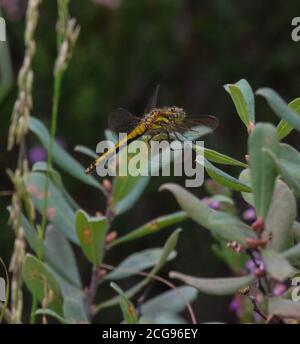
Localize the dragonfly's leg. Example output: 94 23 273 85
169 132 185 151
166 131 171 143
145 134 156 146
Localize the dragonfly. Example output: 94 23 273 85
85 86 219 175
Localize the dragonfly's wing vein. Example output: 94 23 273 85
108 108 141 134
144 84 160 113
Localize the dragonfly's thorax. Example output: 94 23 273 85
143 106 186 131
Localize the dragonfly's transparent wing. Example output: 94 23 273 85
144 84 160 113
108 108 141 134
172 115 219 141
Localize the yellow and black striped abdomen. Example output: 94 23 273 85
85 122 147 175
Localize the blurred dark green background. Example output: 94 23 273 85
1 0 300 323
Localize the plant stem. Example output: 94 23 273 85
249 295 267 321
40 67 63 239
85 185 115 320
30 295 37 324
85 266 100 320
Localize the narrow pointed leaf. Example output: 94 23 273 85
105 248 176 280
201 159 251 192
264 145 300 197
110 282 139 324
112 174 150 215
169 271 255 295
203 148 247 167
208 212 256 244
248 123 279 218
282 242 300 263
29 117 104 192
265 180 296 252
141 286 198 317
262 249 295 281
269 298 300 319
256 88 300 132
44 226 82 288
224 79 255 127
108 211 187 248
35 309 67 324
93 229 181 312
160 183 255 244
238 168 254 206
74 145 97 159
63 297 88 324
276 98 300 139
25 172 78 244
292 221 300 241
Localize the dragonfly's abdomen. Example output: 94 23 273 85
128 122 147 138
85 124 146 175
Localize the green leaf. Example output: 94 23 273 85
75 210 109 265
32 163 79 210
282 242 300 263
208 212 256 244
22 254 63 313
0 256 9 323
224 79 255 127
209 194 234 206
139 313 187 324
262 249 295 281
276 98 300 139
105 129 118 143
238 168 254 206
141 286 198 318
44 226 82 288
265 144 300 197
0 16 13 103
160 183 255 244
19 213 81 288
202 148 247 168
150 228 181 275
94 229 181 312
112 174 150 215
265 180 296 252
35 309 67 324
212 242 248 274
111 135 188 214
105 248 176 280
201 159 252 192
74 145 97 159
169 271 255 295
292 221 300 241
109 140 150 215
25 172 78 244
268 298 300 319
256 88 300 132
108 211 187 248
32 162 61 185
29 117 104 193
248 123 279 218
110 282 138 324
160 184 215 229
19 212 41 254
63 297 88 324
47 266 85 310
